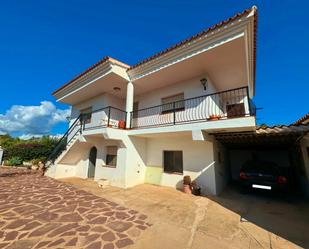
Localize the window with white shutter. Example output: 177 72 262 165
161 93 184 114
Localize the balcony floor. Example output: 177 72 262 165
128 116 256 137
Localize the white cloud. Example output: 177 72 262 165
0 101 70 137
18 134 43 140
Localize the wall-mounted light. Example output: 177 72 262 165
200 78 208 91
113 87 121 92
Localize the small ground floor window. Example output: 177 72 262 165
163 151 183 174
105 146 117 167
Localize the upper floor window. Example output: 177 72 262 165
106 146 118 167
80 107 92 124
161 93 184 114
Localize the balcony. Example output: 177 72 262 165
47 106 127 163
130 87 255 129
81 106 127 131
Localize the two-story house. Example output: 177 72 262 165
46 6 257 195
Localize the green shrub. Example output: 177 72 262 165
6 156 23 166
37 156 47 163
31 158 41 165
31 156 47 165
1 135 59 162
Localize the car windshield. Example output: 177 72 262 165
242 160 279 175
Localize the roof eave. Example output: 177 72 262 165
52 57 130 96
128 6 257 74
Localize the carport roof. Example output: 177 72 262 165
214 124 309 147
255 124 309 135
294 113 309 125
214 124 309 137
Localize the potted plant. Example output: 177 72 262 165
118 120 126 129
207 114 221 121
31 159 40 170
191 181 201 196
39 163 46 176
183 175 192 194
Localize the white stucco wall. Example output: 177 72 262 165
135 75 217 109
51 130 228 195
53 133 137 189
77 136 127 188
213 140 229 194
101 129 148 188
132 75 249 128
54 164 76 178
124 136 147 188
71 93 125 119
144 134 218 195
67 93 126 141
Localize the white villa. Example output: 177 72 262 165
46 7 258 195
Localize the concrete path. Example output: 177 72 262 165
0 168 150 249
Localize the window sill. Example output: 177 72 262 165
102 165 116 168
164 171 183 175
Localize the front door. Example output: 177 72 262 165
88 147 97 178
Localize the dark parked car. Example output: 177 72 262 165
239 160 289 192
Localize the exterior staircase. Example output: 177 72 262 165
46 115 82 169
53 133 80 164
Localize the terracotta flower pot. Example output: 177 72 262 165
183 184 192 194
118 120 126 129
31 165 39 171
207 115 221 121
183 175 191 185
191 181 201 196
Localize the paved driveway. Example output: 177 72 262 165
1 167 308 249
63 177 309 249
0 167 150 249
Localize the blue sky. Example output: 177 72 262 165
0 0 308 137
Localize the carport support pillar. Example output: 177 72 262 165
126 81 134 129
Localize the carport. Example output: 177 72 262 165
213 124 309 197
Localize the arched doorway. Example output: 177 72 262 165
88 146 97 178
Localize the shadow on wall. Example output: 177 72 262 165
130 137 147 166
59 141 92 165
207 185 309 249
174 161 217 195
192 161 216 195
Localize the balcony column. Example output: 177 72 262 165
125 81 134 128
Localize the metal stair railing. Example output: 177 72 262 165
46 115 82 164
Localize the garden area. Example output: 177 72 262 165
0 134 59 168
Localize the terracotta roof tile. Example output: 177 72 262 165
53 6 258 96
294 113 309 125
255 124 309 135
215 124 309 139
52 56 129 95
128 6 257 71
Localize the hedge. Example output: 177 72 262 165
0 135 59 163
